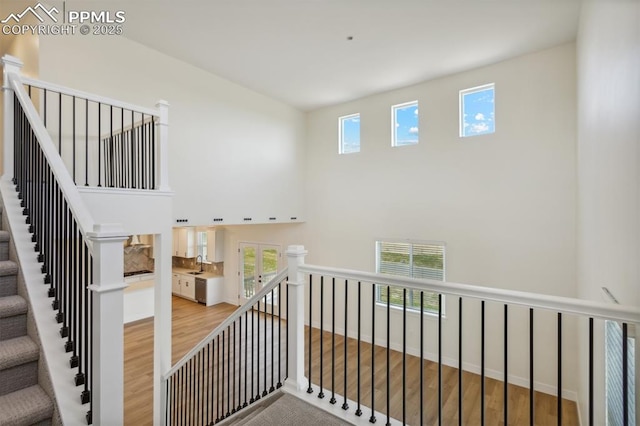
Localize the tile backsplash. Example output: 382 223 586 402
172 257 224 275
124 247 154 273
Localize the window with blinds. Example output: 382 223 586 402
375 241 445 313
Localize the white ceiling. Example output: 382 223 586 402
121 1 581 111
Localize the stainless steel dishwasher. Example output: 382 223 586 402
195 277 207 304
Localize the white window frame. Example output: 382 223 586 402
391 100 419 147
375 239 446 314
196 231 209 263
338 113 360 154
459 83 495 138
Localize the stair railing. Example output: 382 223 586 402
162 267 290 425
2 55 134 425
14 73 169 191
296 260 640 426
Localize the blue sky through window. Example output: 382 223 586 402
461 84 495 137
340 114 360 154
393 101 419 146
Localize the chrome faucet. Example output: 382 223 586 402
196 255 204 272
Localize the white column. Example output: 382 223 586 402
284 245 307 392
87 223 128 426
154 228 172 425
1 55 23 179
155 100 170 191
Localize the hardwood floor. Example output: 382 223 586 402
124 297 578 425
124 297 237 425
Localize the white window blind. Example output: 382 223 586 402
376 241 445 313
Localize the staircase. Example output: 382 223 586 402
0 212 55 425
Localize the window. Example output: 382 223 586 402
392 101 419 146
375 240 445 313
196 231 207 261
339 113 360 154
460 83 495 137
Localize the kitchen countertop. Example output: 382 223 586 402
172 267 223 279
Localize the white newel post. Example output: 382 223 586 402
2 55 23 180
87 223 128 425
154 228 172 426
155 100 170 191
285 245 308 392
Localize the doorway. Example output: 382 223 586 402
238 243 281 305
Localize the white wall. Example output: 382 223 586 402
576 1 640 423
304 44 578 395
37 33 306 226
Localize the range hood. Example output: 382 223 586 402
124 234 151 252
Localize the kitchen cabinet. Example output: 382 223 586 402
206 229 225 262
171 272 196 300
173 227 195 258
181 275 196 300
171 273 180 294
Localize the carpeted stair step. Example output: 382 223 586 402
0 230 10 262
0 259 19 298
0 335 39 396
0 295 27 341
0 385 54 425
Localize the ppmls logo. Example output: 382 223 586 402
1 3 59 24
2 2 125 36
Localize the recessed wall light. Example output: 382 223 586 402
346 36 354 41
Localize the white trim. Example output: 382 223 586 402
338 112 360 155
19 76 159 117
459 82 495 138
78 186 174 197
391 100 419 147
299 264 640 323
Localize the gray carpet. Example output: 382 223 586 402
242 393 351 426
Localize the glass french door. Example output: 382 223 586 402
239 243 280 305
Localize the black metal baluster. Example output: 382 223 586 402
343 280 349 411
232 322 237 414
331 277 336 405
504 304 508 426
250 306 255 404
256 303 260 401
151 117 156 188
420 291 424 426
277 282 282 389
403 288 407 425
308 275 313 394
530 308 534 426
99 102 104 187
72 96 76 183
131 110 136 188
86 99 89 186
221 329 226 418
438 294 442 426
386 285 390 426
227 327 231 418
262 295 267 398
319 277 325 399
481 300 485 426
370 283 376 424
244 311 248 407
557 312 562 426
458 297 463 426
622 322 628 426
237 318 242 412
58 92 62 154
286 283 289 378
588 318 593 426
270 289 275 393
355 281 361 415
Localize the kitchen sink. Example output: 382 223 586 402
188 271 203 275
